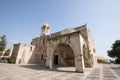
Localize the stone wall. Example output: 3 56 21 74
11 43 35 64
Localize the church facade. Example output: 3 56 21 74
10 24 97 73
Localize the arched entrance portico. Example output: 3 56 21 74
46 34 85 73
47 42 84 73
52 43 75 67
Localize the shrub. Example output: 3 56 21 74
97 59 109 64
0 57 8 63
115 58 120 64
7 58 15 64
0 57 15 63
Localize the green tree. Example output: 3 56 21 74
0 35 7 51
107 40 120 63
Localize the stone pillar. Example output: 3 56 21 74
93 54 97 66
75 55 84 73
49 59 53 69
89 54 93 67
70 33 85 73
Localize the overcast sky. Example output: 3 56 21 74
0 0 120 59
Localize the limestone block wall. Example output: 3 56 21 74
11 44 20 60
11 43 35 64
31 37 40 46
30 36 48 64
86 29 97 66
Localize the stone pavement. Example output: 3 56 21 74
87 64 120 80
0 63 120 80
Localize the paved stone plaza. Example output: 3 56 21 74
0 63 120 80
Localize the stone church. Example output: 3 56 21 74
10 24 97 72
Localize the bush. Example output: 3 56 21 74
0 57 8 63
115 58 120 64
97 59 109 64
7 58 15 64
0 57 15 63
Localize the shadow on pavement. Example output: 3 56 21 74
19 64 77 73
111 67 120 69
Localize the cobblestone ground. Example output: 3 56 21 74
0 63 120 80
87 64 120 80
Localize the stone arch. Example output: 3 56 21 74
49 43 75 68
46 35 85 72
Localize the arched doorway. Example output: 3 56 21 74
47 42 84 73
52 43 75 67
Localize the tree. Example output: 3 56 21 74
107 40 120 63
0 35 7 51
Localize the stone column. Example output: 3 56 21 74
75 54 84 73
70 33 85 73
49 59 53 69
93 54 97 66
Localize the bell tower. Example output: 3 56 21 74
41 24 51 36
